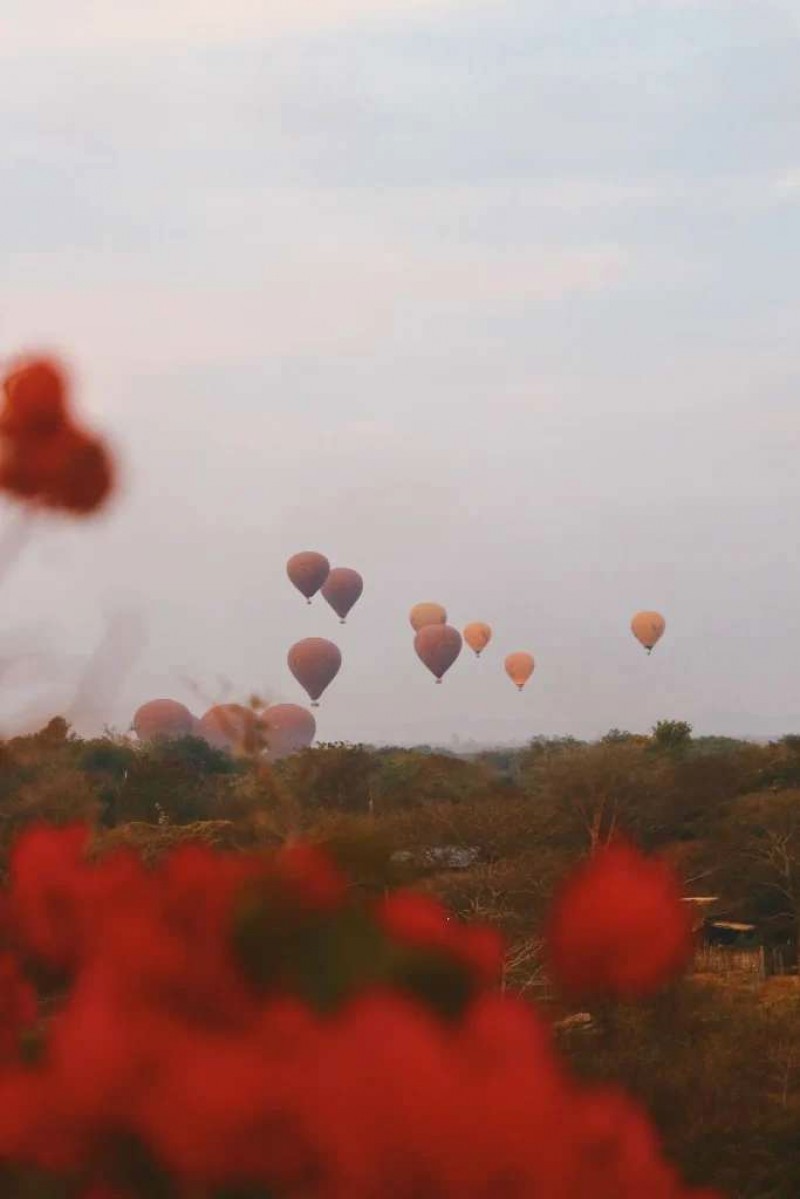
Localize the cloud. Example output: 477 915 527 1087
772 168 800 197
0 0 462 53
2 242 630 373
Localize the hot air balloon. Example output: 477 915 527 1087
321 567 363 624
505 652 535 692
414 624 462 683
259 703 317 760
409 602 447 633
464 622 492 658
133 699 194 743
288 638 341 707
286 552 330 604
199 704 259 755
631 611 666 655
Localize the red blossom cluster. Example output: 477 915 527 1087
0 357 114 515
545 840 696 1001
0 824 718 1199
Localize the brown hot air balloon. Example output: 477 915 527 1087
321 567 363 624
133 699 194 743
199 704 259 755
631 611 666 655
409 602 447 633
505 652 535 692
414 624 462 683
288 638 342 707
286 552 330 604
463 622 492 658
259 703 317 760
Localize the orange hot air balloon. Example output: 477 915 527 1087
321 567 363 624
414 624 462 683
133 699 194 743
464 622 492 658
631 611 666 655
259 703 317 759
288 638 341 706
505 652 535 692
409 602 447 633
287 552 330 604
199 704 259 755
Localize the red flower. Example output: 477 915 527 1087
0 952 38 1060
378 891 452 953
544 841 694 1000
275 842 349 912
44 426 114 515
0 424 115 515
377 891 505 988
9 823 92 973
0 355 115 516
0 823 720 1197
137 1022 328 1190
0 358 68 438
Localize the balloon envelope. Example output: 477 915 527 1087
410 602 447 633
287 552 330 602
505 652 535 691
463 622 492 657
259 703 316 759
321 567 363 623
133 699 194 743
414 624 462 682
288 638 342 705
199 704 259 754
631 611 666 653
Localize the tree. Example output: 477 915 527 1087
276 743 378 815
522 740 670 851
718 790 800 966
372 750 495 812
601 729 636 745
651 720 693 752
113 738 238 826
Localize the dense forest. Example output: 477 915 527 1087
2 716 800 1197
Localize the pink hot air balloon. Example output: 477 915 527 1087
414 624 462 684
133 699 194 743
286 551 330 604
199 704 259 755
288 638 342 707
321 567 363 624
259 703 317 759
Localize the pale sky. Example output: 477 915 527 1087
1 0 799 745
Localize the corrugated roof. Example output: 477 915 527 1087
708 920 756 932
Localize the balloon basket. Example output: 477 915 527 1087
340 620 346 625
311 702 320 708
306 598 312 605
435 678 442 685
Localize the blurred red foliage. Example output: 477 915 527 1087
0 823 717 1198
0 356 114 516
545 840 695 1001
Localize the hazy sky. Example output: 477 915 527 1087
1 0 799 745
